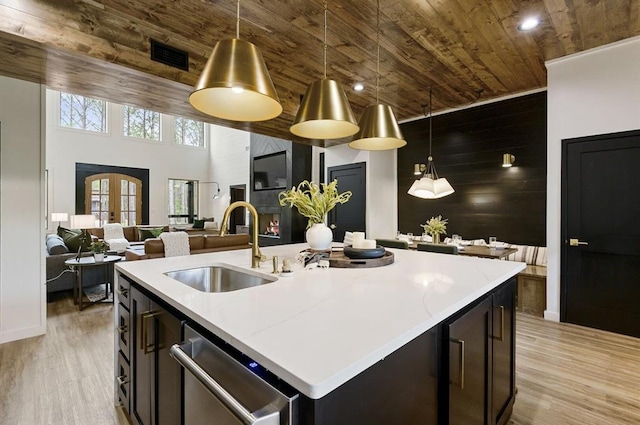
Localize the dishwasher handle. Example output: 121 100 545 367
170 342 280 425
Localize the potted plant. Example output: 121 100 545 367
421 215 448 244
279 180 352 250
90 240 109 262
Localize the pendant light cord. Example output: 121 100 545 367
375 0 380 104
428 87 433 161
323 0 328 79
236 0 240 39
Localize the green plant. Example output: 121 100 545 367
421 215 448 236
279 180 352 228
90 240 109 254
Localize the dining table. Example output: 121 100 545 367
457 245 517 259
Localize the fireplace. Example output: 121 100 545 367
258 212 280 239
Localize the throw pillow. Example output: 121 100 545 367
57 226 92 252
192 219 205 229
137 227 164 241
45 234 69 255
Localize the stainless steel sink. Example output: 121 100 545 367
164 265 277 292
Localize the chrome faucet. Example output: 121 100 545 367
219 201 266 268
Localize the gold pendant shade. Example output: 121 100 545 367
189 39 282 122
290 78 359 139
349 104 406 150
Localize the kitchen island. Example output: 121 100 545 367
114 243 525 425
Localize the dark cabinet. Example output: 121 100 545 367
442 278 516 425
445 297 493 425
492 281 516 425
130 285 184 425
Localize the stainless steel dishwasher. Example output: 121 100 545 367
170 324 299 425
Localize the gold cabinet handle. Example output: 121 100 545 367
140 311 161 354
117 325 127 335
450 338 465 390
569 238 589 246
117 287 129 297
493 305 505 342
116 375 129 387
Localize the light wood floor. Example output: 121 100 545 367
509 314 640 425
1 292 639 425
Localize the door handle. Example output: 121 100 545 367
170 342 280 425
492 305 505 342
569 238 589 246
140 311 161 354
449 338 465 390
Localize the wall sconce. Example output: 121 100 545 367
413 163 426 175
502 154 515 167
201 182 221 199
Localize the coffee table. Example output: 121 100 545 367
64 255 122 311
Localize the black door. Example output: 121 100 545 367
328 163 366 242
229 185 246 234
562 130 640 337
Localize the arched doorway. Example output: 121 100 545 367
84 173 142 226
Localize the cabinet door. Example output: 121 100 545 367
447 297 492 425
152 300 184 425
492 281 515 425
131 287 153 425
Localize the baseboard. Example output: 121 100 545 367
0 324 46 344
543 310 560 322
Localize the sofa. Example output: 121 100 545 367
124 234 252 261
45 225 170 294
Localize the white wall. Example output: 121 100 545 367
0 76 46 343
207 125 251 222
323 145 397 239
46 89 250 227
545 36 640 321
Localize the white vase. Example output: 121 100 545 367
306 223 333 251
94 253 105 262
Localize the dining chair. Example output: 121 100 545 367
375 239 409 249
417 243 459 255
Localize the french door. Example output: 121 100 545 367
85 173 142 226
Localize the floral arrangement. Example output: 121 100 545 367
279 180 352 228
421 215 448 236
90 240 109 254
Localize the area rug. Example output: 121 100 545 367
83 284 113 303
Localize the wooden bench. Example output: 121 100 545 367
516 265 547 317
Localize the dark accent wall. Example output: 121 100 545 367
75 162 150 224
398 91 547 246
250 134 311 245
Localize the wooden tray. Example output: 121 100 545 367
328 250 394 268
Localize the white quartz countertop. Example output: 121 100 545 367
115 243 525 399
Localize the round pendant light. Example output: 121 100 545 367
189 1 282 122
349 0 406 151
290 1 359 139
291 78 359 139
349 104 406 150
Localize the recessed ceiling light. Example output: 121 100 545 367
353 83 365 92
518 17 540 31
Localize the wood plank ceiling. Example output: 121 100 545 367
1 0 638 146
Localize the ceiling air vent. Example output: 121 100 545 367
150 39 189 71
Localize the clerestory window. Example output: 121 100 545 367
123 105 161 140
59 92 107 133
175 117 205 147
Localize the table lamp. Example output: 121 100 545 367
51 212 69 230
69 214 97 261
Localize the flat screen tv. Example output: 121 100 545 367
253 151 287 191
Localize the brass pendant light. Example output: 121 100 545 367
349 0 406 151
189 1 282 122
408 88 454 199
290 0 359 140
